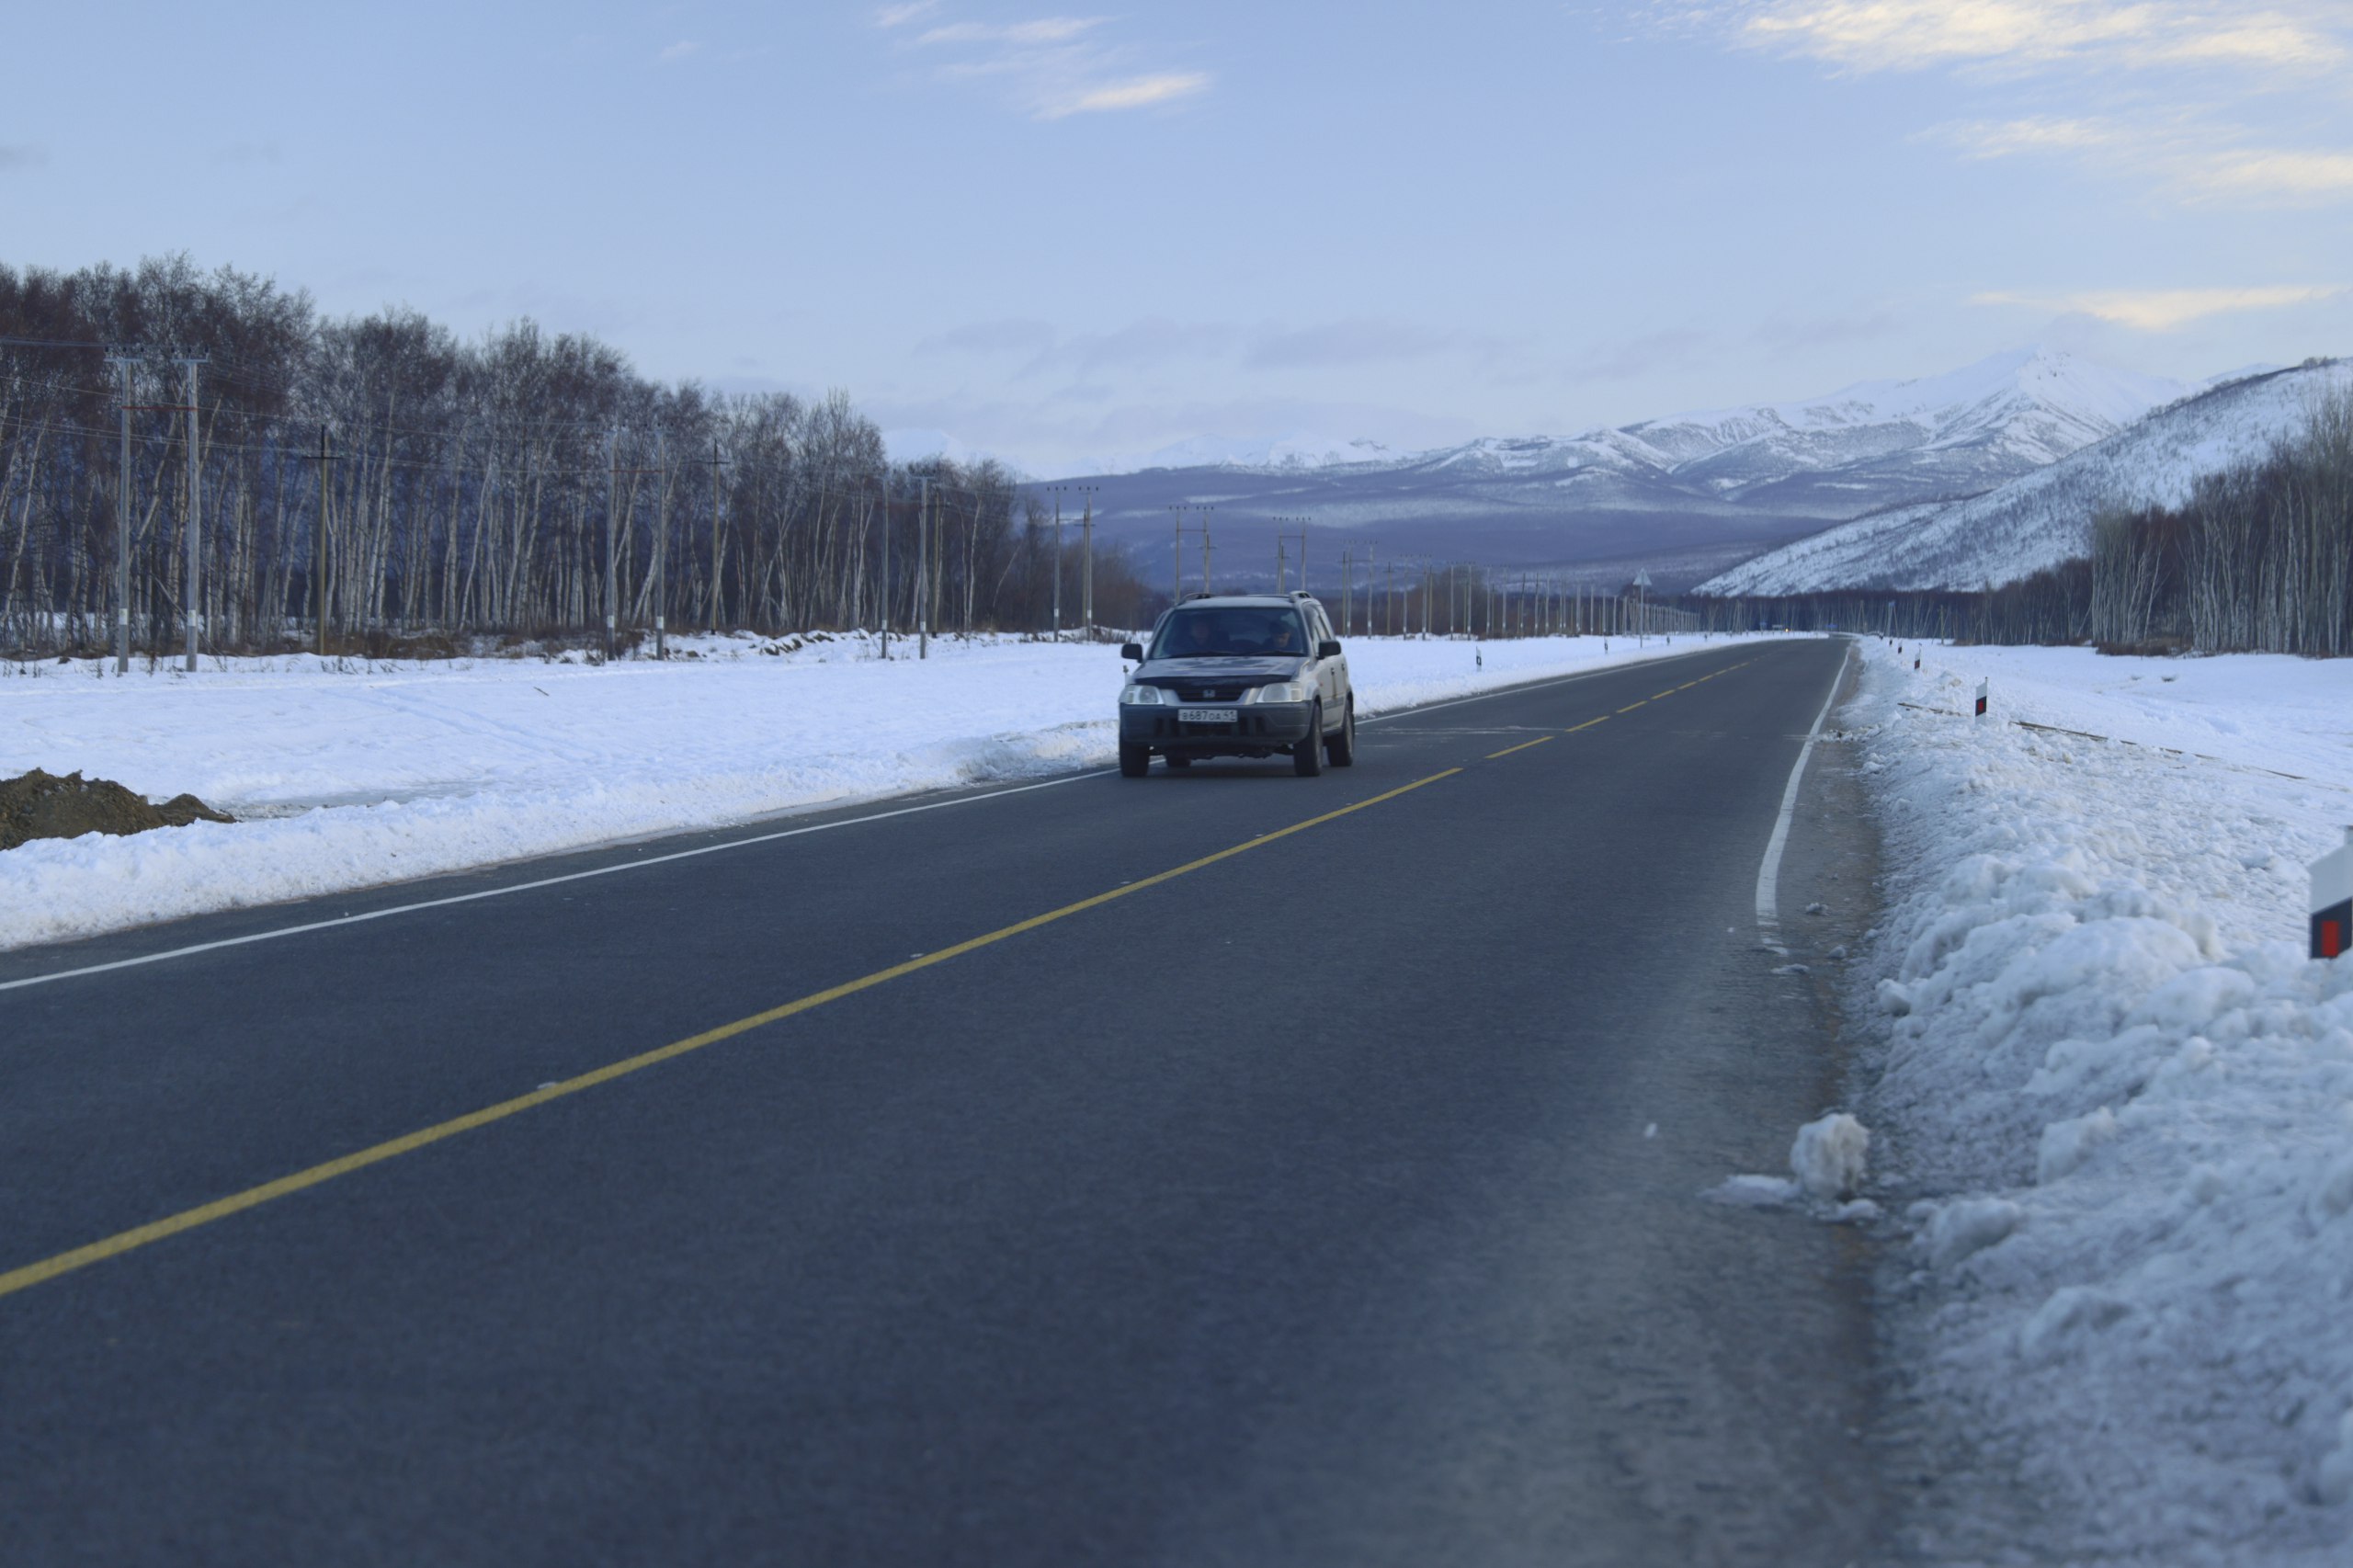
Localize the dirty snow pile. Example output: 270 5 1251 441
0 630 1768 950
1848 639 2353 1562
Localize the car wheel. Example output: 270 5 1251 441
1165 754 1192 769
1120 742 1151 778
1292 704 1324 776
1325 698 1356 767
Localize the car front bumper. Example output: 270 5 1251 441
1120 700 1315 753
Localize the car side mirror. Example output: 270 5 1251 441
1120 642 1144 662
1317 640 1342 659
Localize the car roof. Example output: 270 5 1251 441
1172 594 1317 608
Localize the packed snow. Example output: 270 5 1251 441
0 631 1773 951
1834 638 2353 1562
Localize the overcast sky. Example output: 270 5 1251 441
6 2 2348 472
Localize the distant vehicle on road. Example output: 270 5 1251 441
1118 593 1356 777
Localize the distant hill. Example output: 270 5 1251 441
1052 347 2185 591
1698 358 2350 596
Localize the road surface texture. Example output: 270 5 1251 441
0 636 1881 1566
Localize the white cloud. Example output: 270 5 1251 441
1938 113 2353 204
1734 0 2344 77
1038 72 1211 118
656 40 700 62
873 2 941 28
1971 283 2344 329
881 7 1211 120
2182 145 2353 198
918 18 1101 46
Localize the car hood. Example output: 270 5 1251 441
1134 654 1305 683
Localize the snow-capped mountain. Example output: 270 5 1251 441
1051 432 1407 478
1063 347 2188 587
1697 358 2350 596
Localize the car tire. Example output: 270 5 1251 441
1120 742 1151 778
1292 704 1324 776
1165 754 1192 769
1326 698 1356 767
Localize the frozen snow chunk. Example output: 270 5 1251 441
2131 964 2256 1032
2037 1107 2119 1183
1876 979 1913 1016
1790 1112 1870 1200
2315 1408 2353 1506
1705 1174 1800 1208
1832 1199 1881 1223
1927 1197 2024 1268
2018 1285 2132 1362
2305 1151 2353 1224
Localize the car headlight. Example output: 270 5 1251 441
1120 684 1165 705
1245 680 1310 704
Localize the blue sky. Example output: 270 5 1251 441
5 2 2348 472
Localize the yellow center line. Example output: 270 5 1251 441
0 767 1464 1303
1653 690 1677 699
1563 716 1609 733
1617 701 1647 713
1484 734 1555 759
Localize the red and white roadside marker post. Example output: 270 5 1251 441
1974 678 1989 720
2313 828 2353 960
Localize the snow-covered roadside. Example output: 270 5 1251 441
1 631 1777 950
1842 640 2353 1562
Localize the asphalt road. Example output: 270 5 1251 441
0 635 1878 1566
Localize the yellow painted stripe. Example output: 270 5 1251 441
1653 690 1677 699
1617 701 1646 713
1484 734 1554 759
0 767 1464 1303
1563 717 1609 733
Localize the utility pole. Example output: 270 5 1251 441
918 476 930 659
294 423 342 658
606 432 665 662
605 427 619 661
700 438 730 633
654 431 670 659
105 350 142 672
1077 486 1097 639
1051 487 1063 641
1169 505 1185 608
173 353 208 671
880 481 892 658
1199 505 1214 595
1275 519 1307 594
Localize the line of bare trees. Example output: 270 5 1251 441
1693 390 2353 654
0 255 1152 657
2086 389 2353 654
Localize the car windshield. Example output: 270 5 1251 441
1151 607 1309 660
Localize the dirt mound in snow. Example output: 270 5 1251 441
0 769 233 852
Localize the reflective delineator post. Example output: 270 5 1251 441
2313 828 2353 960
1974 678 1989 719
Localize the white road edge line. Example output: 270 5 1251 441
0 770 1114 994
1754 641 1852 957
4 639 1766 993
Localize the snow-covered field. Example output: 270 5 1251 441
0 630 1762 951
1837 640 2353 1562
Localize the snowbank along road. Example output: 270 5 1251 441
0 638 1881 1565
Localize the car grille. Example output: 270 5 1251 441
1161 679 1250 701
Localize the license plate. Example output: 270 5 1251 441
1178 707 1237 724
